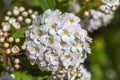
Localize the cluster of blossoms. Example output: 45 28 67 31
100 0 120 14
49 65 91 80
0 1 119 80
0 66 15 80
25 9 92 79
68 0 120 32
1 6 38 31
81 9 114 32
0 30 25 69
0 6 38 72
0 72 15 80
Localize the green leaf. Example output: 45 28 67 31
32 0 41 6
14 71 34 80
38 0 56 11
37 76 49 80
12 26 28 38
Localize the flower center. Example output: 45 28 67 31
48 38 54 44
74 41 79 47
35 47 40 53
60 41 67 47
51 23 57 29
75 32 80 38
64 29 69 35
65 54 71 59
38 30 43 37
52 51 58 57
69 18 74 23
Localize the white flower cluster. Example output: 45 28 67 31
2 6 38 31
81 9 114 32
25 9 92 71
68 0 81 13
100 0 120 13
0 72 15 80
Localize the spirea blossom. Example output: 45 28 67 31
1 6 38 31
0 30 24 69
0 72 15 80
100 0 120 13
81 9 114 32
25 9 92 71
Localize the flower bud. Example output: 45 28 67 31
14 64 20 69
11 46 20 53
7 11 12 16
14 58 20 64
6 49 11 54
21 45 26 50
4 43 9 48
15 38 20 43
8 37 14 42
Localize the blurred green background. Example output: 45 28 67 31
0 0 120 80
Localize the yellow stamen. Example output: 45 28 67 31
60 41 67 47
51 23 57 29
64 29 69 35
48 38 54 44
52 51 58 57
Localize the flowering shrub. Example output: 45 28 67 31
0 0 120 80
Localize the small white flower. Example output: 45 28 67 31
22 11 28 17
13 8 20 16
3 23 10 31
9 17 16 24
11 45 20 53
25 18 31 24
26 41 46 65
12 22 21 29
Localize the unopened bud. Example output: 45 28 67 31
21 45 26 50
28 9 33 14
84 11 89 16
8 37 14 42
4 43 9 48
7 11 12 16
77 73 82 78
14 58 20 64
59 70 64 75
14 64 20 69
6 49 11 54
15 38 20 43
0 38 5 42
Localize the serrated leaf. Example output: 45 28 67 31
39 0 56 11
12 26 28 38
